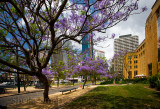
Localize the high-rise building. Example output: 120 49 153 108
82 34 93 58
62 40 73 67
113 34 139 73
51 41 63 64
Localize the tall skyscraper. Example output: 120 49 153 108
82 33 93 58
113 34 139 73
51 41 63 64
62 40 73 67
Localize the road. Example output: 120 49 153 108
0 85 79 108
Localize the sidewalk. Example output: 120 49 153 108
8 85 98 109
0 86 60 98
7 84 126 109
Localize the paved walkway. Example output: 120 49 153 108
0 87 44 98
8 85 98 109
0 84 127 108
0 85 78 108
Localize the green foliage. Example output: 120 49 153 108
148 74 160 88
101 77 107 81
80 10 86 15
0 29 8 36
100 80 113 84
123 78 148 84
100 78 148 85
156 79 160 91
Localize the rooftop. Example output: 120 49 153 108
119 34 132 38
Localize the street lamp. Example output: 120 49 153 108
16 46 20 93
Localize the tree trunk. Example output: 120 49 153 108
57 77 59 87
24 82 26 91
94 76 96 85
73 76 74 86
37 73 50 102
43 80 50 102
82 77 87 89
92 79 94 85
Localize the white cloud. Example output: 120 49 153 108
71 0 156 60
94 0 156 60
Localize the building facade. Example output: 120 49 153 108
135 40 147 77
145 0 160 76
82 33 93 58
123 0 160 79
123 52 138 79
113 34 139 73
123 40 146 79
51 41 63 64
94 50 105 58
62 40 73 68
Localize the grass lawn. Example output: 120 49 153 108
65 84 160 109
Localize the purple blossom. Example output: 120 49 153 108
54 23 60 28
97 37 102 41
142 6 147 12
111 33 115 39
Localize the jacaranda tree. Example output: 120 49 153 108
73 56 111 89
0 0 147 101
51 61 66 87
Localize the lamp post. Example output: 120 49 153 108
16 46 20 93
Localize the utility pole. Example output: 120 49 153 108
16 46 20 93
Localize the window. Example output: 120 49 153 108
128 66 132 69
148 63 152 76
128 61 132 64
134 55 138 58
134 60 138 64
134 65 138 68
128 56 132 59
157 7 160 49
128 71 132 79
134 71 138 76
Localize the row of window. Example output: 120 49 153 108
128 71 138 79
139 50 145 57
115 39 138 44
137 43 145 53
128 65 138 69
128 61 138 64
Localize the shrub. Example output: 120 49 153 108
148 74 160 88
118 81 127 84
122 78 148 84
100 78 148 85
100 80 113 85
156 79 160 91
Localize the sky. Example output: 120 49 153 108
73 0 156 60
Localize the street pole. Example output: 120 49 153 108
16 46 20 93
